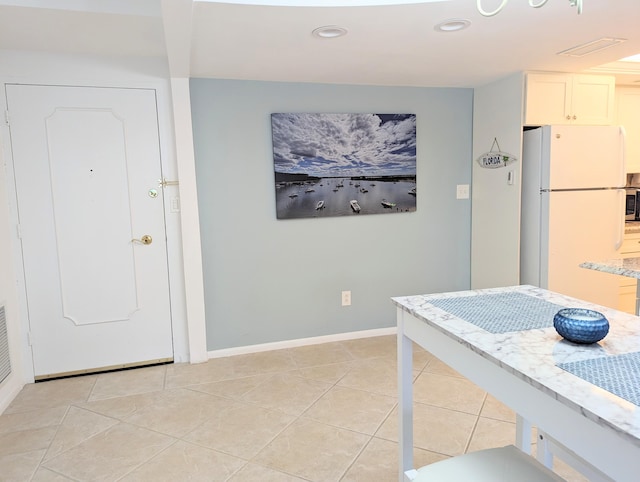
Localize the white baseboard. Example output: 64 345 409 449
207 326 397 359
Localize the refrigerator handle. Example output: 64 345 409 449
616 189 625 251
620 125 627 184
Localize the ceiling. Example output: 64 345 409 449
1 0 640 88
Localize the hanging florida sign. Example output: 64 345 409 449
476 151 518 169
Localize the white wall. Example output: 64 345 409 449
471 73 525 289
0 48 475 407
190 79 474 351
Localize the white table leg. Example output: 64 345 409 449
398 309 414 482
515 414 532 453
536 430 554 468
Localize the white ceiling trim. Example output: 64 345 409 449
0 0 160 16
194 0 448 6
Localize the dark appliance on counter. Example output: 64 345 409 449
626 188 640 221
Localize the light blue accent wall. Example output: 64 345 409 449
190 79 473 350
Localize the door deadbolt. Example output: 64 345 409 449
132 235 153 245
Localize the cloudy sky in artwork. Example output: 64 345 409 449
271 113 416 177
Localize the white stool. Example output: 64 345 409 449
405 445 565 481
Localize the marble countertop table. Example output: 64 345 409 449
394 284 640 482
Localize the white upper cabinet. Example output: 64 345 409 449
616 87 640 174
524 73 615 126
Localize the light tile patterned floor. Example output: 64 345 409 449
0 335 588 481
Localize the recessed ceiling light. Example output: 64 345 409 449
434 19 471 33
312 26 348 39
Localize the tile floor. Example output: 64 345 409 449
0 335 588 481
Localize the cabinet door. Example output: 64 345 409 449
619 286 636 314
572 75 615 125
615 87 640 173
524 73 615 126
524 73 572 125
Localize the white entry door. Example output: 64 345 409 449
6 84 173 379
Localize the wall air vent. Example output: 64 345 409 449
557 38 627 57
0 306 11 384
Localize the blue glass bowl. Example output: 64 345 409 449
553 308 609 344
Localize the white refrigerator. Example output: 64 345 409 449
521 125 626 310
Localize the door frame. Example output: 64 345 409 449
1 78 196 382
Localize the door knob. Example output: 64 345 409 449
132 235 153 245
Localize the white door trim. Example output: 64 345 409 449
168 77 208 364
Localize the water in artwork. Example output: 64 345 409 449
275 177 416 219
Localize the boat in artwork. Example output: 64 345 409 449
316 200 325 210
350 200 361 212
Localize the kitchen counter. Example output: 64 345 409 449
626 221 640 234
580 257 640 279
581 258 640 315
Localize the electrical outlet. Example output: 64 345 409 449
456 184 470 199
342 290 351 306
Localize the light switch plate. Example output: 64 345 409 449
170 196 181 213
